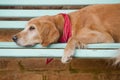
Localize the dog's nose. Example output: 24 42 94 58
12 36 18 42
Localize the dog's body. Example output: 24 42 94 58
13 4 120 63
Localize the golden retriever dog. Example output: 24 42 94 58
12 4 120 63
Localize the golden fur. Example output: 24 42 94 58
13 4 120 63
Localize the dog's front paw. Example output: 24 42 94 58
77 42 86 49
61 55 72 63
61 54 73 63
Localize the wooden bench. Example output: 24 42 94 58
0 0 120 58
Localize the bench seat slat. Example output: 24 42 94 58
0 0 119 6
0 42 120 49
0 49 118 58
0 10 76 18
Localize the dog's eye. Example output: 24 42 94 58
29 26 35 31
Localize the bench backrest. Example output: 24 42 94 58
0 0 119 29
0 0 119 58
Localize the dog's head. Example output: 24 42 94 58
12 16 60 47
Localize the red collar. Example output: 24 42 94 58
59 13 72 43
46 13 72 64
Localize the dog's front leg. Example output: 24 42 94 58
61 37 85 63
61 37 76 63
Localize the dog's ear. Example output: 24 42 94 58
37 21 60 47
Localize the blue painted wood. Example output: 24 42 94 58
0 0 119 58
0 0 119 6
0 21 26 28
0 10 76 18
0 49 118 58
0 42 120 49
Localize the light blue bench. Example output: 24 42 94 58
0 0 120 58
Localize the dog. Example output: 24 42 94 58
12 4 120 63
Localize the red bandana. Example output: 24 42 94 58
46 13 72 64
